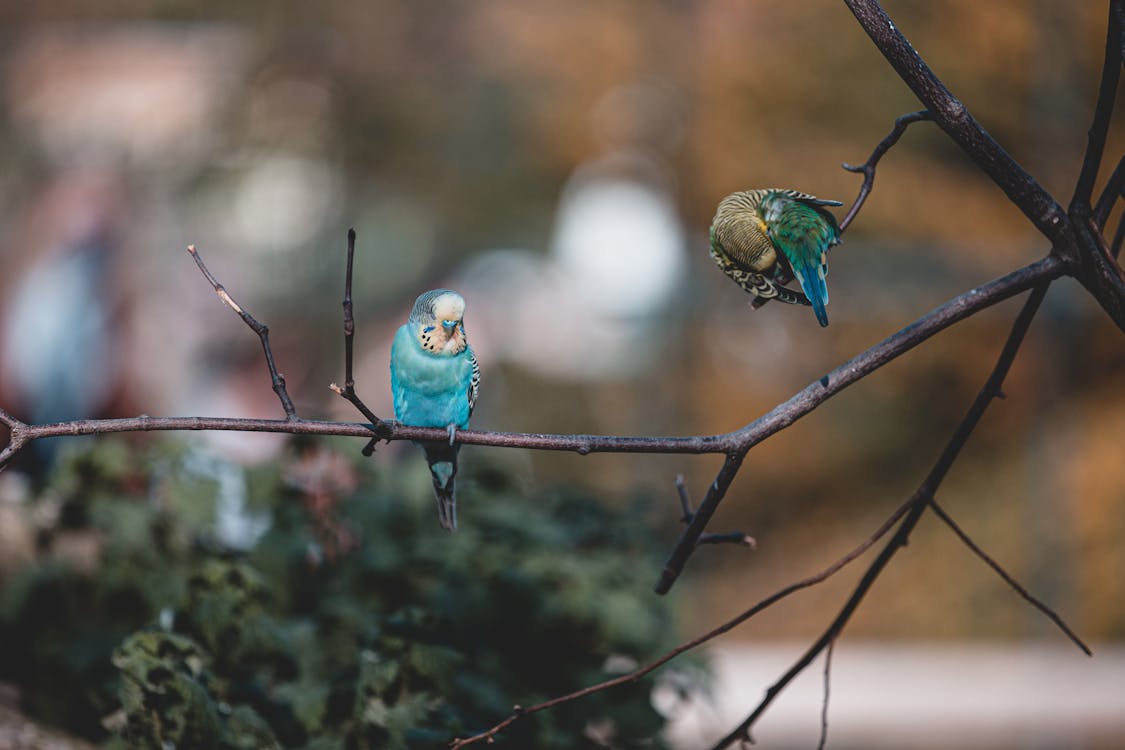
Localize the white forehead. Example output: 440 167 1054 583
431 292 465 320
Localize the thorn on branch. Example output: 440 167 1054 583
187 244 299 420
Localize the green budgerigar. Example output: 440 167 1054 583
710 188 842 327
390 289 480 531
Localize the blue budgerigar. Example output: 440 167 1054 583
390 289 480 531
710 188 842 327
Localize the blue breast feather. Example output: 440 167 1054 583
390 325 474 429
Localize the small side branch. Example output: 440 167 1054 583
655 451 747 593
187 245 298 420
817 639 835 750
839 110 933 233
1094 155 1125 229
676 474 756 548
843 0 1069 245
328 228 391 449
1071 0 1123 212
928 499 1090 655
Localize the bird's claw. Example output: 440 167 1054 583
447 424 457 446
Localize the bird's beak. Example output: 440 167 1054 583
442 320 458 332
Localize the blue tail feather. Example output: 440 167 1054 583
793 261 829 327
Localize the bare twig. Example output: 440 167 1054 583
839 110 933 232
1072 0 1122 213
817 639 835 750
750 108 931 312
928 499 1090 655
327 228 392 449
187 245 298 420
843 0 1068 245
675 474 756 547
448 488 916 749
711 281 1051 749
1093 155 1124 229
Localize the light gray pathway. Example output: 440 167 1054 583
662 642 1125 749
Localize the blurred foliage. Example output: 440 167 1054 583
0 438 682 748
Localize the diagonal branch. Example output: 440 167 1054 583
1072 0 1123 212
653 254 1064 594
928 499 1090 655
711 281 1052 749
1093 155 1125 229
843 0 1068 245
188 245 299 420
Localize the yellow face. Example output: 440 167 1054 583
417 292 468 355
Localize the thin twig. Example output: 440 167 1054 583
711 282 1051 749
839 110 933 233
1114 212 1125 260
328 228 391 449
928 499 1090 655
843 0 1069 245
187 245 298 420
1071 0 1122 212
675 474 756 547
1093 155 1125 228
752 108 931 312
817 639 834 750
448 489 916 749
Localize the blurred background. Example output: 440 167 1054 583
0 1 1123 747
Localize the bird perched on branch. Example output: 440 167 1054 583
709 189 842 327
390 289 479 531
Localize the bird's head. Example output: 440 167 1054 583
410 289 468 355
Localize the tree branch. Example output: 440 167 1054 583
839 110 934 233
711 281 1052 749
1093 155 1125 229
188 245 298 420
842 0 1068 244
1072 0 1123 212
928 498 1090 655
654 254 1064 594
328 228 392 449
817 639 835 750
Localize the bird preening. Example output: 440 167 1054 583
709 188 842 327
389 289 480 531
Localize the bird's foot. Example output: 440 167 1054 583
447 424 457 446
